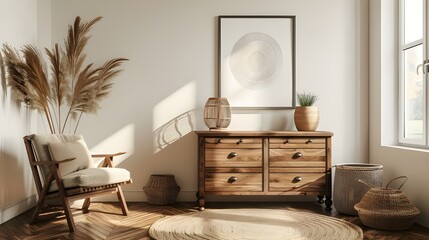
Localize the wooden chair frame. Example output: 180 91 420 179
23 135 132 232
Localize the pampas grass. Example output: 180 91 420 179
0 52 6 99
0 16 128 133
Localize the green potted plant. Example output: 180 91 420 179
294 92 319 131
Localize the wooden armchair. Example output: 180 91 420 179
23 134 132 232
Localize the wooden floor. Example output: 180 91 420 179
0 201 429 239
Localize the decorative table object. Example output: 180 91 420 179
294 92 319 131
203 97 231 130
195 131 333 211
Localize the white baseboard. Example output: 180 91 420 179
0 195 37 225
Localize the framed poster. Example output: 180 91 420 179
218 15 296 109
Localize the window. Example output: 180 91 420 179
399 0 428 146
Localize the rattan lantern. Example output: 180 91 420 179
203 97 231 130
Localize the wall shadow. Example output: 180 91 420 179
153 111 196 154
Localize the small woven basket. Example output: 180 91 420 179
354 176 420 230
143 174 181 205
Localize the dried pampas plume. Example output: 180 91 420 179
0 16 128 133
0 52 6 99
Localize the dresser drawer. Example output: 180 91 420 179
270 138 326 149
205 173 262 192
205 138 262 149
206 149 262 167
206 167 262 173
270 167 325 173
269 149 325 168
269 173 325 192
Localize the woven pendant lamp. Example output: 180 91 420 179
203 97 231 130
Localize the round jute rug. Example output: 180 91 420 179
149 208 363 240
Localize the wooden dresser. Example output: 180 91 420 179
195 131 333 211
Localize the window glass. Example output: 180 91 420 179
404 0 423 44
404 44 424 139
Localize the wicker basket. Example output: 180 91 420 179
143 174 180 205
333 164 383 215
354 176 420 230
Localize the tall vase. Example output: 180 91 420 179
294 106 319 131
203 97 231 130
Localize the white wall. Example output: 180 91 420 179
48 0 369 202
0 0 41 224
0 0 369 223
369 0 429 227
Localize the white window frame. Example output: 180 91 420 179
398 0 429 147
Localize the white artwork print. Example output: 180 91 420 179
220 17 294 108
230 32 283 90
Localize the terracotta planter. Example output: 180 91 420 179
294 106 319 131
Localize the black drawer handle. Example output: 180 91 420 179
292 152 303 159
306 139 312 144
228 176 238 183
292 176 302 183
227 152 238 159
216 138 222 144
236 139 243 144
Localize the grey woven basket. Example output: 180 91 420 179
333 163 383 215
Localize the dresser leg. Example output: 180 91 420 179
196 191 205 211
317 195 325 203
325 195 332 211
198 199 205 211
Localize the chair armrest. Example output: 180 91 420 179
30 158 76 166
91 152 126 158
92 152 126 168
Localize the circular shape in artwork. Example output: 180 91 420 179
230 32 283 90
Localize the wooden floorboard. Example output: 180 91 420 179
0 201 428 239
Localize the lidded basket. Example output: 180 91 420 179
204 97 231 130
354 176 420 230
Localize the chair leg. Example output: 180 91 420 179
116 186 129 216
82 198 91 213
30 174 54 224
30 202 44 224
61 197 76 232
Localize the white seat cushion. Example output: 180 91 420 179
49 167 131 191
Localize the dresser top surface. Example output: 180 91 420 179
194 131 333 137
